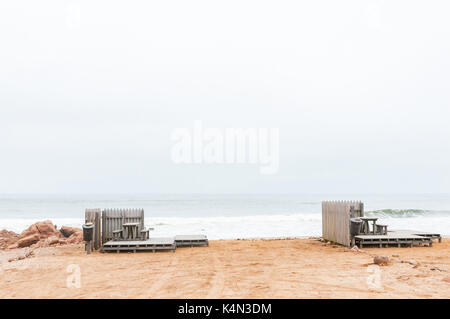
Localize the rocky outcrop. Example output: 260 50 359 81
1 221 83 249
15 220 61 248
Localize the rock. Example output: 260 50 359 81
443 277 450 283
7 243 19 249
47 236 60 245
407 260 419 266
374 256 390 265
20 221 59 241
0 229 18 237
7 249 33 262
60 226 79 238
67 231 83 244
397 275 409 281
17 234 40 248
0 229 20 249
34 220 57 236
20 224 39 238
392 254 399 257
32 241 40 248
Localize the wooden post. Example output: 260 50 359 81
85 241 92 254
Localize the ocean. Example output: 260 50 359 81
0 194 449 239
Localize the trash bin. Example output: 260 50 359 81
350 218 363 236
82 223 94 242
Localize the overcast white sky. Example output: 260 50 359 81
1 1 449 194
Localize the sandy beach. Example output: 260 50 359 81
0 238 449 299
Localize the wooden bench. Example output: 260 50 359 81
360 217 378 234
140 227 155 240
112 229 123 240
140 228 149 240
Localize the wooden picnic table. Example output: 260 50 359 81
360 217 378 235
122 222 140 240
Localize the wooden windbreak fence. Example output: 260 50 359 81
101 208 144 243
322 201 364 246
85 209 102 250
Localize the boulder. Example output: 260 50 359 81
20 224 39 238
20 220 58 240
35 220 57 236
60 226 79 238
373 256 390 265
67 231 83 244
17 234 40 248
0 229 20 249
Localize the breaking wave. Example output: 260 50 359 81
366 209 449 218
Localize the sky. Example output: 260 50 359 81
0 0 449 194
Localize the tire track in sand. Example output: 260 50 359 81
205 250 226 298
145 253 179 297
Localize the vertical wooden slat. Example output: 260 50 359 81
322 200 363 246
99 208 145 244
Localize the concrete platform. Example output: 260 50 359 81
174 235 209 247
101 237 176 253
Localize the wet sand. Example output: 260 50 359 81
0 238 449 298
